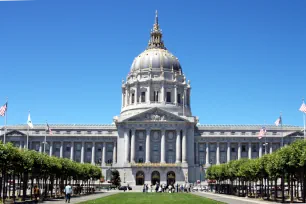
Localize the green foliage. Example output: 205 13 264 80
111 169 121 187
206 139 306 182
0 142 102 182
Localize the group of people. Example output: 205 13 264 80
32 183 72 203
142 182 192 193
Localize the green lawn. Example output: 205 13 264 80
78 193 224 204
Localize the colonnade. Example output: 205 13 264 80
34 140 117 166
196 141 277 166
124 129 187 164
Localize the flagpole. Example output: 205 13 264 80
303 112 306 140
280 112 283 147
27 110 30 149
264 120 267 155
44 121 47 154
4 97 8 144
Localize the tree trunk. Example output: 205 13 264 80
2 169 6 201
302 166 306 203
30 176 34 200
290 174 294 203
267 177 270 200
12 172 16 200
274 177 277 201
22 172 28 201
281 172 285 203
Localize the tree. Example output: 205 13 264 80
111 170 121 187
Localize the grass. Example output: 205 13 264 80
78 192 224 204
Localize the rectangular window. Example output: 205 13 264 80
87 131 91 134
132 93 135 104
153 144 158 151
166 92 171 103
141 92 146 102
231 132 235 135
139 143 143 151
177 94 181 104
241 132 245 135
242 145 246 152
199 144 204 151
77 131 81 134
138 158 143 163
231 147 235 152
252 144 257 152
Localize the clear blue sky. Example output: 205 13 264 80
0 0 305 126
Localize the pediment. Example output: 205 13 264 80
122 107 187 123
1 130 26 137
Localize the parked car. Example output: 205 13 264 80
119 186 132 191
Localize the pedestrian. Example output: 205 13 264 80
146 184 148 193
176 183 178 193
33 185 40 203
64 183 72 203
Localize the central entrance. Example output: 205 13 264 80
136 171 145 185
167 171 176 185
151 171 160 185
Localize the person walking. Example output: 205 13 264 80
64 183 72 203
33 185 40 203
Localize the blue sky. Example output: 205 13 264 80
0 0 305 126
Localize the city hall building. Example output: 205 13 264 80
0 12 303 186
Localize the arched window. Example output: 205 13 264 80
136 171 145 185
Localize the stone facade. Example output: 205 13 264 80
0 12 304 186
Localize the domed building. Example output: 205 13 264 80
1 11 303 187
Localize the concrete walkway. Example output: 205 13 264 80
43 191 118 204
192 192 278 204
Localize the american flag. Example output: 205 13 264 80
46 123 53 135
258 127 266 139
299 102 306 113
0 102 7 117
275 116 282 126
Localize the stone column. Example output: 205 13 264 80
216 142 220 164
161 129 166 163
60 141 63 158
161 83 165 103
147 83 151 103
182 129 187 163
135 84 138 104
205 142 209 165
102 142 106 165
130 129 136 163
70 141 74 160
269 143 273 154
176 130 181 163
91 142 95 165
237 142 241 160
227 142 230 162
49 141 53 157
113 142 117 164
39 143 42 153
124 130 130 163
248 142 252 159
174 85 177 105
195 142 199 164
81 141 84 163
125 88 128 106
145 129 151 163
259 142 262 158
